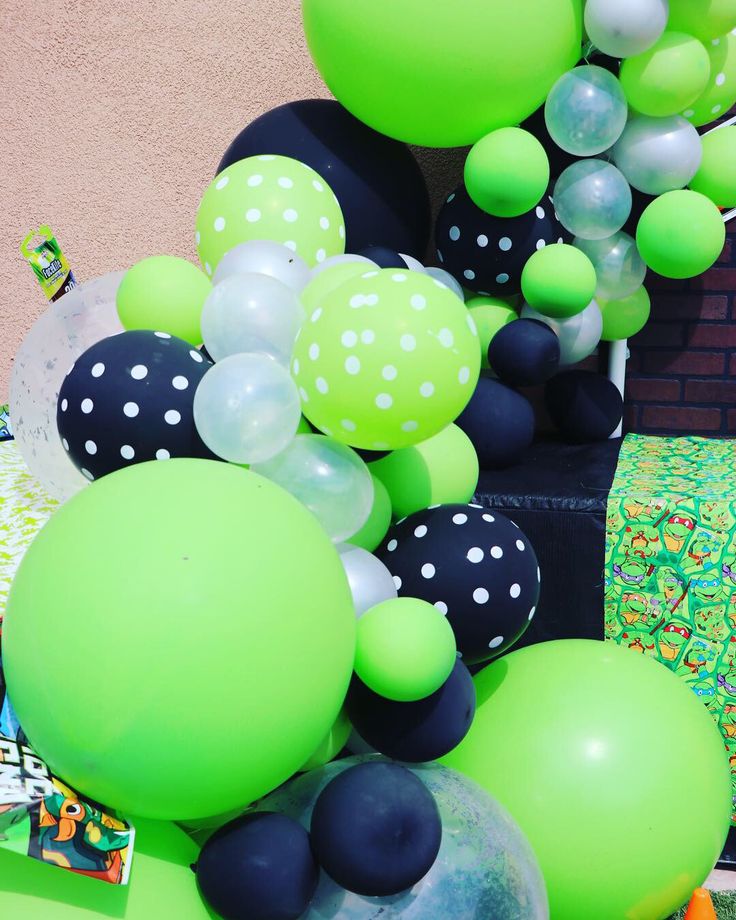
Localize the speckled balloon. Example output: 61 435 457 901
195 154 346 275
292 269 480 450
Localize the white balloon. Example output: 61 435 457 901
337 543 398 617
308 253 378 281
585 0 669 59
9 272 125 501
612 114 703 196
201 273 305 366
522 301 603 366
399 253 425 273
574 232 647 300
252 434 374 543
212 241 310 292
193 353 301 464
424 266 465 301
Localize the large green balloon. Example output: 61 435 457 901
520 243 597 318
668 0 736 42
444 640 731 920
195 155 345 274
636 189 725 279
302 0 583 147
346 473 392 552
0 819 210 918
620 32 712 117
683 31 736 126
3 460 355 820
690 125 736 207
599 286 651 341
464 128 550 218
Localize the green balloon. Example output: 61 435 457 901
300 260 373 313
690 125 736 207
303 0 583 147
347 473 392 552
370 424 479 520
464 128 550 218
636 189 725 279
599 286 651 341
0 819 210 919
355 597 457 702
3 460 355 820
682 31 736 126
444 640 731 920
299 708 352 771
668 0 736 42
195 155 345 275
520 243 597 318
293 268 480 450
116 256 211 346
620 31 711 117
466 296 518 370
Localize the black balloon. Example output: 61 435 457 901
310 762 442 897
356 245 411 269
377 504 540 664
57 330 216 481
196 812 319 920
435 184 567 296
456 378 535 470
545 370 624 443
346 660 476 762
217 99 430 257
488 318 560 387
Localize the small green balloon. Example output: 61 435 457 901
370 424 479 520
355 597 457 702
196 155 345 275
466 296 518 370
599 286 651 341
300 708 352 771
116 255 211 345
520 243 597 318
682 31 736 127
690 125 736 207
347 473 392 552
464 128 550 218
668 0 736 42
636 189 725 279
301 260 373 313
620 31 711 117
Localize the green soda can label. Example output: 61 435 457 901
20 225 77 301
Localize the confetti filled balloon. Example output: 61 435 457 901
682 31 736 126
612 114 703 196
212 240 311 291
584 0 668 58
464 128 550 218
574 232 647 301
376 504 540 665
545 65 629 156
668 0 736 43
521 243 597 318
466 295 518 369
552 159 632 240
57 330 215 481
292 269 480 451
521 301 603 366
337 543 398 617
599 286 651 341
690 125 736 207
196 155 345 275
435 185 566 296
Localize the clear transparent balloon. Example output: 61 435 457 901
193 353 301 464
612 114 703 196
252 434 374 543
259 756 549 920
212 240 311 292
9 272 125 501
201 273 305 366
553 160 632 240
337 544 398 617
574 232 647 300
424 267 465 301
584 0 669 58
521 301 603 366
545 65 629 156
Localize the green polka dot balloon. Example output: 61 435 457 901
292 268 481 450
195 155 346 275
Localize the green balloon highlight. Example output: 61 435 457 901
195 155 345 275
3 459 356 821
668 0 736 42
599 286 651 341
682 31 736 127
464 128 550 218
0 819 210 919
347 473 392 552
636 189 725 279
466 295 518 370
300 708 352 772
370 424 479 520
690 125 736 207
302 0 583 147
355 597 457 702
520 243 597 318
116 256 211 346
293 268 480 451
620 31 711 117
444 640 731 920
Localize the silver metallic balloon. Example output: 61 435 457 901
574 232 647 300
522 301 603 366
212 240 310 292
584 0 669 59
553 159 632 240
337 543 398 617
612 114 703 195
545 65 629 156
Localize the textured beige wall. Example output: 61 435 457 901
0 1 461 400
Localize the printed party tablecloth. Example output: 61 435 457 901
606 434 736 821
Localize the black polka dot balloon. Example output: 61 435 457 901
57 330 217 481
434 184 567 296
376 504 540 665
